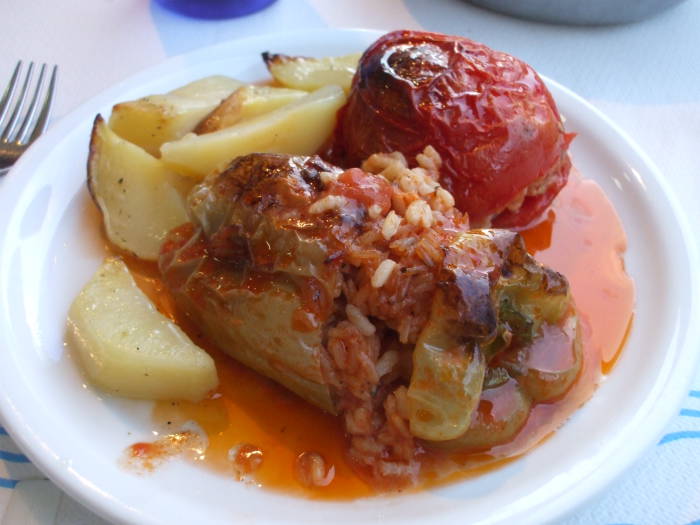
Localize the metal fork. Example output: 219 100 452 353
0 61 57 175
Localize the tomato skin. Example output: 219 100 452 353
328 167 392 213
328 30 574 228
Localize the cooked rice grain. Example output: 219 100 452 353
319 171 339 186
346 304 376 336
416 145 442 172
371 259 398 288
391 192 409 215
376 349 400 377
309 195 347 214
405 199 433 228
381 211 402 240
435 187 455 208
295 452 335 487
368 203 383 219
362 151 408 175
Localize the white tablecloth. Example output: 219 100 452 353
2 1 699 523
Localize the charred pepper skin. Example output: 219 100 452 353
328 30 574 228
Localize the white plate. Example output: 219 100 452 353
0 29 698 525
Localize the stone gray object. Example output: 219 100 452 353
468 0 688 25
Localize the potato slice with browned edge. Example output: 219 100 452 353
195 85 307 134
168 75 243 100
67 258 218 402
88 115 194 260
263 53 360 93
160 84 346 178
108 75 243 156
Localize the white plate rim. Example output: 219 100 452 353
0 28 697 525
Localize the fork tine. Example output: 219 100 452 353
16 64 47 144
0 61 22 128
1 62 34 142
28 65 57 144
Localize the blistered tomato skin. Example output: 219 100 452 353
328 30 574 228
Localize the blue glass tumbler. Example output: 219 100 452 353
155 0 278 19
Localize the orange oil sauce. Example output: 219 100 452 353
122 170 634 499
520 170 635 371
123 259 373 499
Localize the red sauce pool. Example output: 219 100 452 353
520 171 635 372
123 171 634 499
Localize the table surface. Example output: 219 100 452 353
1 1 699 523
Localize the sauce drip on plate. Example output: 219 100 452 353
521 171 635 371
123 172 634 499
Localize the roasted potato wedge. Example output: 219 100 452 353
168 75 243 100
195 85 307 134
160 84 346 178
109 75 243 156
263 52 360 93
67 258 218 402
88 115 194 261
